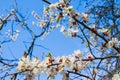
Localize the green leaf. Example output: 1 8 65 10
68 8 72 11
20 58 23 62
86 41 90 47
56 17 60 23
34 66 39 68
45 7 49 11
108 26 111 32
0 24 3 30
46 52 52 57
81 41 84 44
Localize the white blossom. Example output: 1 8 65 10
82 13 89 23
107 37 120 47
90 24 96 29
60 26 65 32
43 7 48 18
6 29 20 41
63 6 73 15
87 53 93 60
73 49 83 58
49 4 57 11
39 20 47 28
32 11 41 21
97 28 108 33
112 74 120 80
17 33 90 79
91 36 98 42
17 56 31 72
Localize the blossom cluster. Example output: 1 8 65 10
89 25 120 49
32 0 89 38
112 73 120 80
107 37 120 48
17 50 92 80
5 29 20 41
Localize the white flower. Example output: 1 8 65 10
32 67 41 77
112 37 119 44
32 11 41 21
32 21 36 25
108 41 114 47
31 57 40 68
73 50 83 58
112 74 120 80
82 13 88 17
56 57 63 63
91 36 98 42
68 18 75 26
25 72 34 80
69 10 80 18
43 7 48 18
76 61 85 70
60 26 65 32
39 20 47 28
63 28 72 37
62 56 70 66
90 24 96 29
63 6 73 15
56 24 61 28
6 29 20 41
59 69 67 75
49 4 56 11
107 37 119 47
17 56 31 71
38 61 46 73
97 28 108 33
45 67 57 79
69 62 78 71
87 54 93 60
62 28 78 37
17 49 91 80
16 29 20 33
71 28 78 33
82 13 89 23
68 18 79 28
